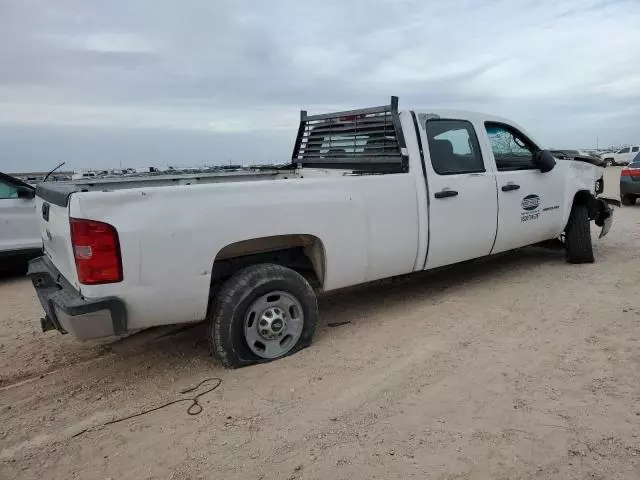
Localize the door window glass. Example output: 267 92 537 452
425 120 484 175
0 179 18 199
485 123 537 171
631 146 639 153
618 147 631 154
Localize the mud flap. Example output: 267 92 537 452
595 197 617 238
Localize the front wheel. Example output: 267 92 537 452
565 204 594 264
604 159 614 167
208 263 319 368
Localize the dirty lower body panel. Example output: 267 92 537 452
27 256 127 340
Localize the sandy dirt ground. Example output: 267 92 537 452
1 168 639 480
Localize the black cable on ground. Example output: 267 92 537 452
72 377 222 437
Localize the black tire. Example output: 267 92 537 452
621 194 635 206
208 263 318 368
565 204 594 264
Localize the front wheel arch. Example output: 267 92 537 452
570 190 601 224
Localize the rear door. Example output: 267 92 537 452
420 118 498 270
484 122 565 254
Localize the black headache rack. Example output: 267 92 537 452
291 96 408 173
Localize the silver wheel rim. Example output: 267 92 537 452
244 291 304 359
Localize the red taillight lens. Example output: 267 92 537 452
622 167 640 177
621 168 631 176
70 218 122 285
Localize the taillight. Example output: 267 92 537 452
70 218 122 285
622 167 640 177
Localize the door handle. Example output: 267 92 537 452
434 190 459 199
501 184 520 192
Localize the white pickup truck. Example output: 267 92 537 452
602 146 640 166
28 97 614 367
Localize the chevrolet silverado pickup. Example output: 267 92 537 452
28 97 614 367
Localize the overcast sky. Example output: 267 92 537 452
1 0 639 172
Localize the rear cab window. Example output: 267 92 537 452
424 119 484 175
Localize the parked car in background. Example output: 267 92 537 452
602 146 640 166
71 171 97 181
0 172 41 266
620 153 640 205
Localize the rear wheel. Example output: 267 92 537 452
604 158 614 167
621 194 636 206
565 204 594 264
208 263 318 368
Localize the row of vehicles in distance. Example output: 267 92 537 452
549 147 640 167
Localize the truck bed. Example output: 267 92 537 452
36 170 292 207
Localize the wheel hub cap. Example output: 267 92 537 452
243 291 305 359
257 307 288 340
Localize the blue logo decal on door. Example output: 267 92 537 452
521 194 540 211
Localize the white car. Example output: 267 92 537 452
602 146 640 166
27 97 615 367
0 172 41 263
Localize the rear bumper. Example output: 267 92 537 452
620 177 640 195
27 256 127 340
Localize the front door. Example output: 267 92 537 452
484 123 565 254
420 118 498 270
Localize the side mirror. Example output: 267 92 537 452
16 186 36 199
534 150 556 173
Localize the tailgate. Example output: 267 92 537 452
35 184 79 287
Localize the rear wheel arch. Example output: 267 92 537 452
207 234 326 306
